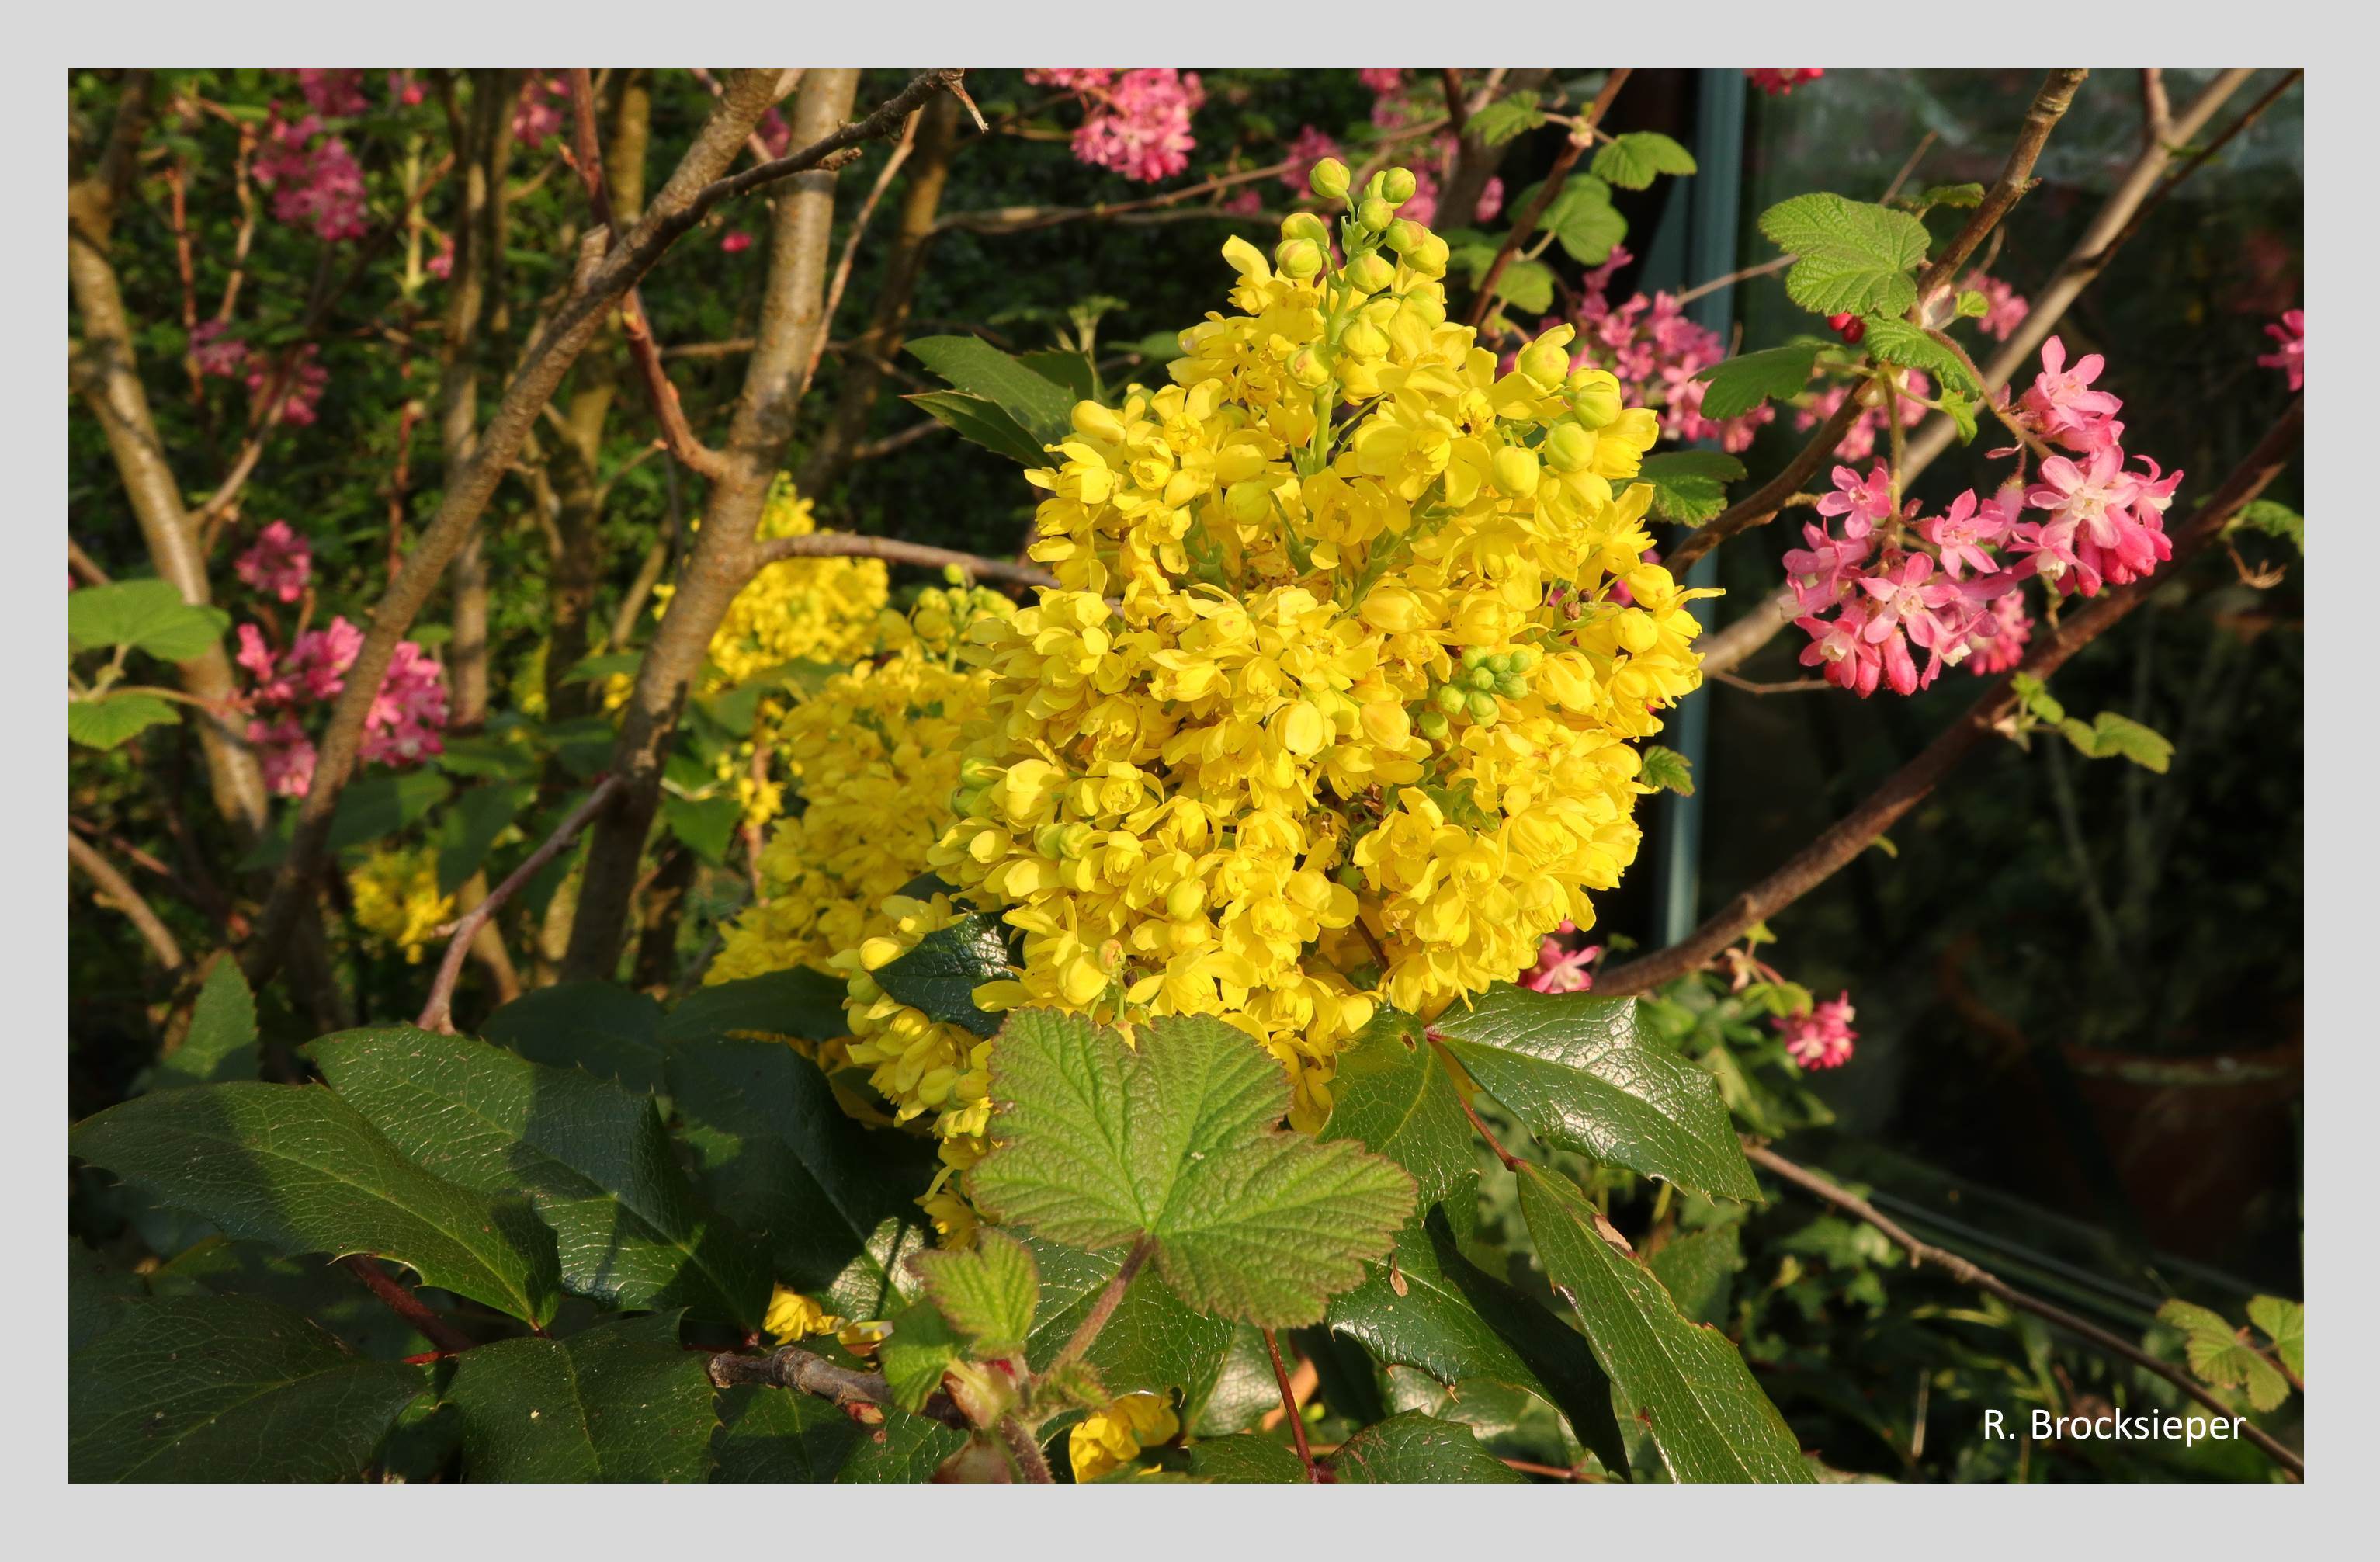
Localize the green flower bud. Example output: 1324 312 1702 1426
1309 157 1351 201
1466 690 1501 722
1469 666 1500 692
1225 479 1275 525
1495 673 1528 699
1417 706 1450 741
1357 196 1394 233
1386 218 1423 255
1483 653 1512 676
1543 422 1597 474
959 758 1002 788
1507 645 1541 673
1566 367 1625 429
1461 646 1491 670
1435 684 1469 716
1276 238 1324 279
1282 211 1331 248
1381 167 1418 206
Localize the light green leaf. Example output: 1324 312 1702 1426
1914 182 1986 210
1758 193 1932 320
147 960 259 1090
71 1294 426 1482
2090 712 2174 772
1493 259 1558 314
879 1300 965 1413
1430 984 1762 1202
2011 672 2065 725
906 336 1079 447
309 1026 771 1329
1861 317 1982 399
2160 1299 2291 1411
68 693 179 751
972 1009 1417 1328
1535 176 1628 265
2247 1296 2304 1381
1467 92 1545 147
1955 289 1990 318
1636 450 1747 526
912 1228 1039 1356
1022 1235 1237 1413
1938 387 1979 445
1591 131 1697 190
1639 745 1695 797
872 913 1014 1039
2229 499 2304 551
1329 1411 1526 1483
1693 342 1823 422
1520 1167 1810 1481
446 1312 716 1481
71 1081 560 1324
68 578 229 661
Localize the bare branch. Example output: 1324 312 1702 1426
708 1345 972 1430
754 529 1057 588
69 832 186 971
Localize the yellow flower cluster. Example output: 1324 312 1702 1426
1068 1391 1181 1482
928 163 1709 1128
346 845 455 964
663 475 890 694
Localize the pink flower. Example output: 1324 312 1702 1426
234 521 312 604
512 74 569 151
1747 69 1825 96
235 623 294 708
720 230 754 255
1796 603 1882 697
1775 991 1856 1068
1522 937 1600 994
1782 522 1873 613
1556 256 1772 453
1960 589 2035 675
1358 68 1407 97
1221 186 1263 216
1031 68 1204 184
362 642 450 764
387 71 425 109
2258 308 2304 391
1963 274 2030 341
190 321 248 378
1794 371 1929 462
1816 463 1896 538
285 616 366 703
246 345 328 427
2018 335 2122 446
1857 552 1961 653
426 232 454 279
1920 488 2009 580
254 114 369 242
755 107 790 159
293 69 369 119
1279 126 1342 193
248 716 317 797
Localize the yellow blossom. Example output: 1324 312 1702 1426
346 845 455 964
1069 1391 1181 1482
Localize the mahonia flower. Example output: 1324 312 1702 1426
254 114 369 241
347 845 454 963
1070 1391 1181 1481
2259 308 2304 392
1775 990 1856 1068
234 520 312 604
1748 69 1825 95
1555 247 1773 453
1279 126 1342 193
762 1286 846 1342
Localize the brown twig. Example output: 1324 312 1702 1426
1466 70 1630 328
753 529 1057 588
1046 1235 1155 1381
1741 1142 2302 1480
69 832 186 970
342 1255 477 1355
793 109 921 410
1263 1330 1322 1482
419 774 622 1033
708 1344 971 1429
1601 399 2298 997
68 540 115 587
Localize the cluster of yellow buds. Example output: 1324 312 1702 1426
345 845 456 965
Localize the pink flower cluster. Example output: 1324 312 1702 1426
1748 69 1825 96
235 616 449 797
1963 274 2030 342
234 521 313 604
1358 72 1504 226
2260 308 2304 391
1775 991 1856 1068
254 114 369 242
1786 336 2181 698
513 74 571 151
1555 247 1774 453
189 327 328 426
1520 922 1601 994
293 69 369 119
1795 371 1933 463
1026 69 1206 184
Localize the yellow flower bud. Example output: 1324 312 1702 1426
1491 446 1542 497
1385 218 1422 255
1566 367 1625 429
1516 328 1575 390
1276 238 1324 279
1289 346 1334 389
1308 157 1351 201
1341 319 1391 359
1544 422 1597 473
1225 479 1275 524
1380 167 1418 206
1357 197 1393 232
1281 211 1331 248
1342 252 1396 295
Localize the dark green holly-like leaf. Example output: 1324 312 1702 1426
68 693 179 751
1693 342 1823 422
973 1009 1417 1328
147 959 258 1091
913 1228 1039 1356
71 1081 561 1324
661 790 744 867
872 914 1014 1039
71 1294 426 1481
1636 450 1747 526
710 1381 868 1482
435 781 535 895
1518 1167 1810 1482
1591 131 1696 190
1185 1434 1308 1482
482 981 666 1096
147 1235 438 1360
904 390 1049 467
446 1312 715 1481
906 335 1078 446
664 965 852 1048
1023 1235 1237 1417
68 578 229 661
310 1026 770 1330
1328 1411 1527 1483
667 1037 935 1321
1319 1012 1476 1224
1431 984 1761 1202
1758 193 1932 319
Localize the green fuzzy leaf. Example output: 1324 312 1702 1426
972 1010 1417 1328
1521 1168 1809 1481
1955 289 1990 319
1327 1208 1629 1476
906 335 1079 446
2229 499 2304 551
1535 176 1628 265
67 578 229 661
1937 387 1979 445
68 693 179 751
2011 672 2065 726
2160 1299 2292 1412
1692 342 1822 422
483 981 666 1095
1022 1235 1236 1413
667 1038 935 1321
2060 710 2174 772
904 390 1050 467
1320 1012 1476 1222
1636 450 1747 526
1591 131 1697 190
446 1313 716 1481
663 965 852 1047
710 1382 868 1481
1639 745 1695 797
71 1294 426 1481
148 960 258 1090
1329 1411 1527 1483
872 913 1015 1039
2247 1296 2304 1380
879 1300 965 1413
1185 1433 1308 1483
1861 317 1982 399
310 1026 771 1329
1467 92 1545 148
913 1228 1039 1356
1914 181 1986 210
1758 193 1931 320
71 1081 561 1324
661 790 744 867
1493 259 1558 314
1431 984 1761 1201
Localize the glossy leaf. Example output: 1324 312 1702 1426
311 1026 769 1329
871 913 1013 1038
482 981 666 1096
1519 1167 1810 1482
1431 984 1761 1201
1319 1012 1476 1224
1185 1434 1307 1483
973 1009 1417 1328
147 959 258 1090
905 335 1077 446
71 1081 560 1324
1329 1411 1526 1483
710 1382 867 1481
662 966 852 1048
446 1312 715 1481
1861 316 1983 399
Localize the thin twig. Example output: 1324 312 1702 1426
1046 1234 1156 1381
69 832 185 970
1742 1142 2302 1480
1466 70 1631 329
793 109 921 408
1263 1330 1322 1482
418 774 623 1032
754 529 1058 588
708 1344 972 1429
343 1255 477 1355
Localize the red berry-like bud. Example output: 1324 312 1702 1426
1837 317 1866 345
1826 312 1855 331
